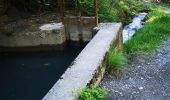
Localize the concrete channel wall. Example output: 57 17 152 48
0 17 96 49
64 16 96 42
0 23 66 47
43 23 123 100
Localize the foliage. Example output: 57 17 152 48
107 49 127 70
113 0 146 24
1 0 151 24
79 87 108 100
78 0 150 24
78 0 117 22
124 9 170 55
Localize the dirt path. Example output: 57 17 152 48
99 37 170 100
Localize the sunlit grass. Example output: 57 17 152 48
107 49 127 70
124 11 170 55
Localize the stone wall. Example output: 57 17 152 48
0 23 66 49
0 17 96 50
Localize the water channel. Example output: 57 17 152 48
0 44 85 100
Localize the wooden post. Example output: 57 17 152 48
94 0 98 26
58 0 65 22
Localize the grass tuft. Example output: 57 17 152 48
107 49 127 70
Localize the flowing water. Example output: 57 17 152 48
123 12 148 43
0 45 85 100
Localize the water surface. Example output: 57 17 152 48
0 45 85 100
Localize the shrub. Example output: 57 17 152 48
107 49 127 70
79 87 108 100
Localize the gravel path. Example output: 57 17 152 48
99 37 170 100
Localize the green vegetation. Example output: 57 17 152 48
107 49 127 70
1 0 152 24
78 0 150 24
112 0 147 24
79 87 108 100
124 8 170 55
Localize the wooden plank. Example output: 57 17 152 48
58 0 65 22
94 0 98 26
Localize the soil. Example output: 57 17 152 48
0 11 61 34
99 37 170 100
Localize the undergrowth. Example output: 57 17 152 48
79 87 108 100
78 0 150 24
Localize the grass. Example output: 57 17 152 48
79 87 108 100
124 8 170 55
107 49 127 70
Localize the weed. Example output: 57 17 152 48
79 87 108 100
107 49 127 70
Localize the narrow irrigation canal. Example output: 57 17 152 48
0 44 85 100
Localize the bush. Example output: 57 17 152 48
79 87 108 100
107 49 127 70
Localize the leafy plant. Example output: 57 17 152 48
79 87 108 100
107 49 127 70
